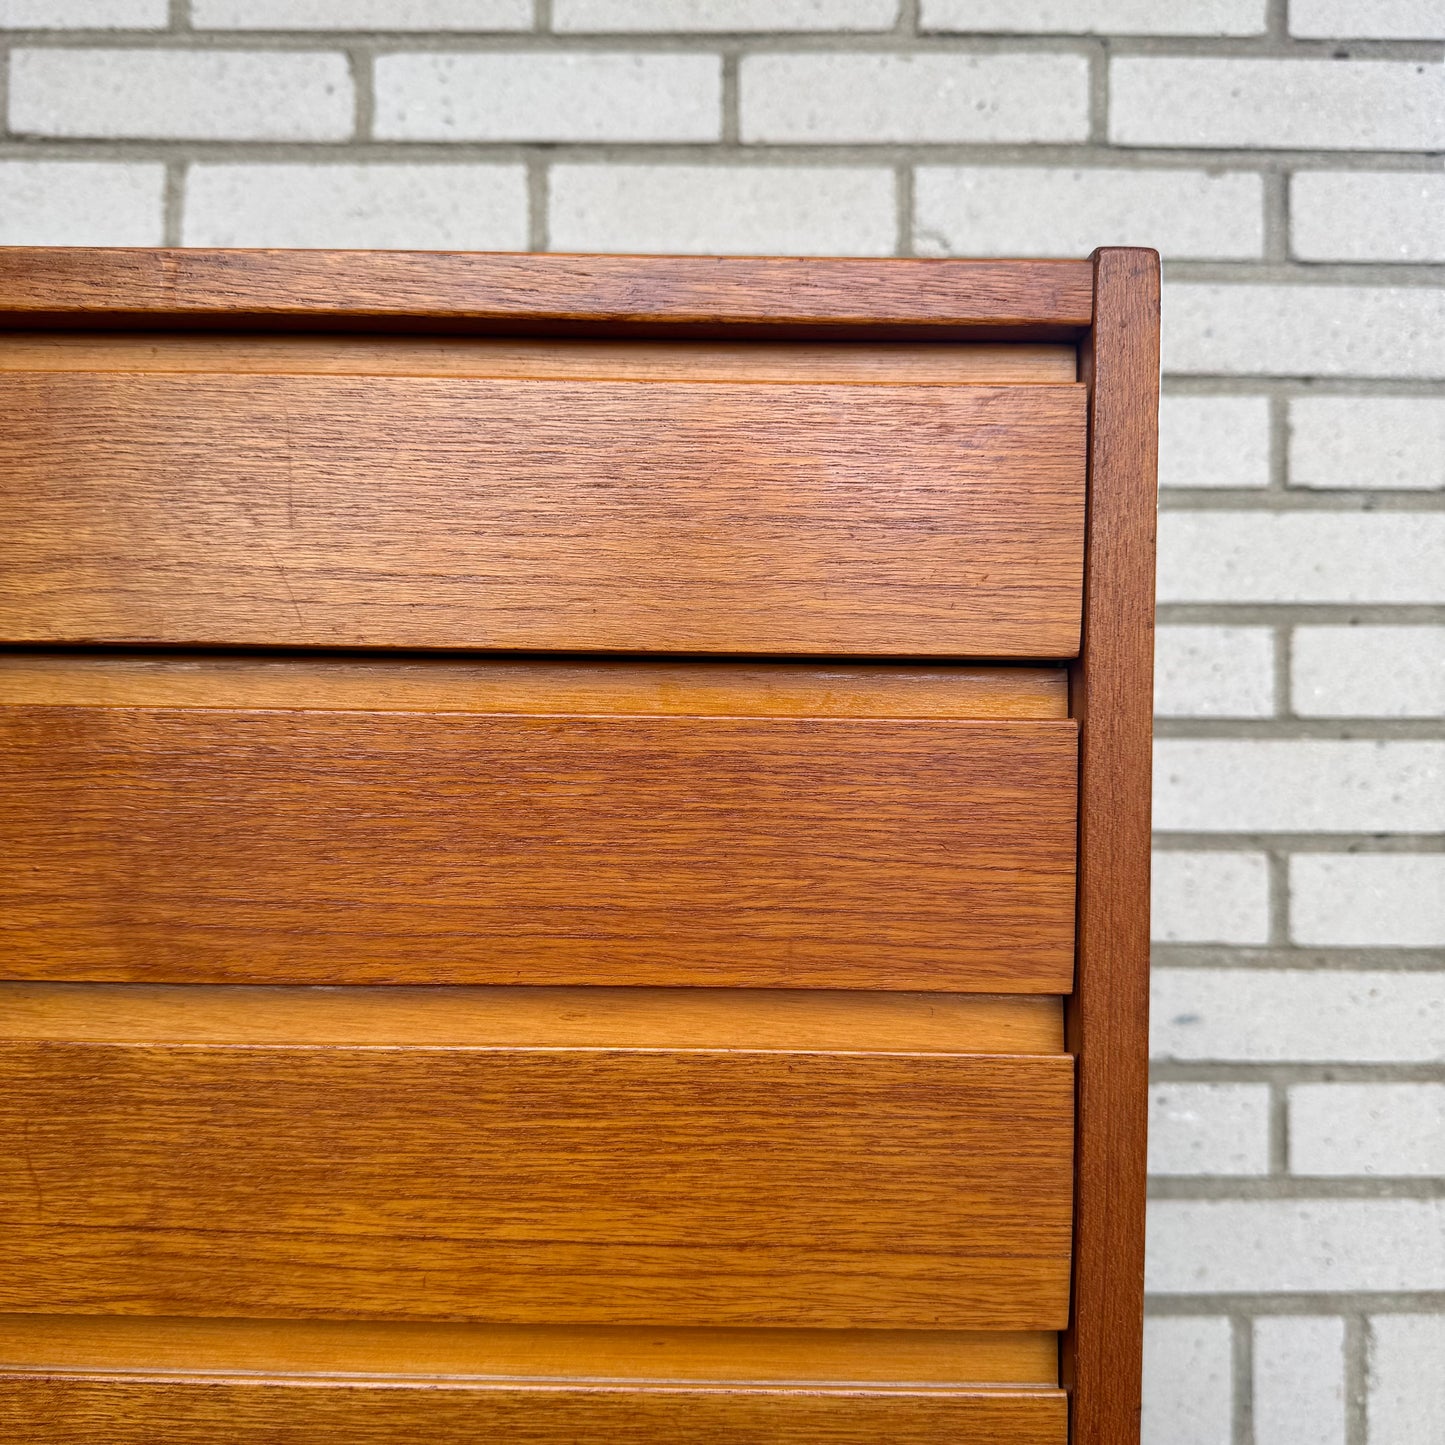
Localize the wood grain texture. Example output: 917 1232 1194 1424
0 709 1078 989
0 1376 1066 1445
1064 248 1160 1445
0 248 1094 340
0 1041 1074 1327
0 653 1069 720
0 331 1077 384
0 1314 1057 1385
0 984 1064 1055
0 373 1085 656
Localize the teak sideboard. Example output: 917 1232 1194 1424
0 246 1159 1445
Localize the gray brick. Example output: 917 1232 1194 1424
1152 850 1271 944
925 0 1265 35
1152 968 1445 1064
8 48 353 141
1146 1199 1445 1292
193 0 532 28
1158 512 1445 604
1369 1316 1445 1444
554 0 899 31
1292 0 1445 40
1111 58 1445 151
1293 172 1445 263
0 160 164 245
1290 397 1445 490
184 164 529 250
1254 1318 1347 1445
1142 1317 1233 1445
1154 740 1445 833
1164 283 1445 379
1155 625 1275 719
740 52 1090 144
914 165 1262 260
0 0 165 24
1291 1084 1445 1177
549 163 896 255
1148 1082 1271 1175
1159 395 1270 489
1291 854 1445 949
1292 626 1445 720
375 52 721 142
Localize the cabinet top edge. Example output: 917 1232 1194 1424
0 249 1095 340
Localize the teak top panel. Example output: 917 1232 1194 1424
0 1315 1057 1387
0 248 1094 339
0 373 1085 656
0 984 1063 1055
0 332 1076 384
0 654 1068 720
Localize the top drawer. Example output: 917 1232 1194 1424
0 335 1085 658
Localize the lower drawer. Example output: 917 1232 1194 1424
0 1315 1065 1445
0 985 1072 1331
0 1376 1066 1445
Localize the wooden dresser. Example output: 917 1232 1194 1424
0 246 1158 1445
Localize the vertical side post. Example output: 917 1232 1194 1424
1064 246 1160 1445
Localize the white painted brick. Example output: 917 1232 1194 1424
913 166 1262 261
1369 1315 1445 1444
925 0 1265 34
194 0 531 28
1164 284 1445 379
1151 851 1271 945
8 48 353 141
740 53 1090 144
0 160 164 245
1110 58 1445 151
554 0 899 31
1293 626 1445 719
1155 740 1445 833
1155 626 1275 719
1158 395 1270 489
1293 1 1445 41
1148 1082 1271 1175
1158 513 1445 604
1146 1199 1445 1293
1141 1317 1233 1445
1290 397 1445 490
1152 969 1445 1064
183 164 528 251
375 53 720 142
1291 855 1445 949
0 0 164 22
1293 172 1445 264
549 164 896 256
1291 1084 1445 1177
1254 1317 1346 1445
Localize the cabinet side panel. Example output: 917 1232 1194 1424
1064 247 1159 1445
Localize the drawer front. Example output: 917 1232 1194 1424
0 371 1085 657
0 1376 1067 1445
0 988 1074 1330
0 705 1077 991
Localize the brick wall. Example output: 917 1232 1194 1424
2 3 1442 1441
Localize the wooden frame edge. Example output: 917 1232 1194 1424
0 248 1093 340
1064 246 1160 1445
